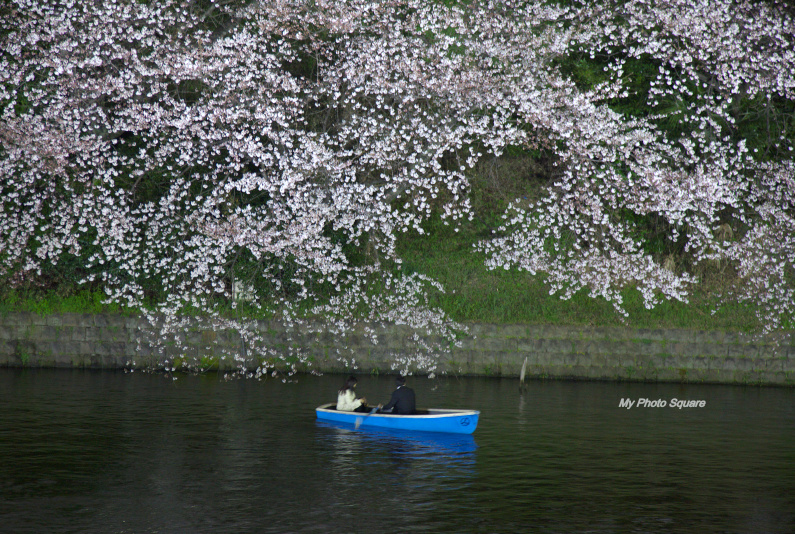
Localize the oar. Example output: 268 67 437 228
354 406 379 430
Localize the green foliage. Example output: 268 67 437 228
732 93 795 161
618 209 685 259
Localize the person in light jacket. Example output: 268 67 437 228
336 376 368 412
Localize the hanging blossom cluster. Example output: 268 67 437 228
1 0 794 375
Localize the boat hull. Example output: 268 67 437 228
315 403 479 434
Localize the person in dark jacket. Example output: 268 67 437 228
380 375 416 415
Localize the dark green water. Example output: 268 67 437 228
1 369 793 533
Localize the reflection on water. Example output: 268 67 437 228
317 421 478 455
315 422 478 526
1 369 794 533
317 421 477 486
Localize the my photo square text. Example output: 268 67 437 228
619 398 706 410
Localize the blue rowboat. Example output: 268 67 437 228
315 403 479 434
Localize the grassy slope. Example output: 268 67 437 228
0 227 762 332
0 289 132 316
396 217 759 331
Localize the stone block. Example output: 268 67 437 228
105 315 128 328
361 347 395 365
694 369 721 383
465 323 492 338
79 314 97 327
773 371 795 386
631 340 663 356
701 343 730 357
733 370 765 385
476 336 513 352
706 369 732 382
43 325 66 340
500 351 525 365
49 340 79 356
185 330 203 345
98 354 121 368
54 349 75 365
98 341 128 356
44 315 63 327
27 314 46 326
585 353 612 368
30 352 53 367
0 339 18 356
599 339 624 354
665 354 691 370
578 326 608 339
499 324 529 338
533 352 560 366
570 352 590 366
3 313 32 327
97 327 125 342
55 313 77 327
653 367 679 381
73 341 91 356
754 357 780 372
0 347 14 366
597 352 623 368
580 366 612 380
455 336 477 351
648 352 673 367
631 353 658 368
640 366 663 381
570 339 594 355
530 325 563 339
729 357 756 372
516 339 541 353
541 365 569 378
727 344 759 359
659 342 682 358
310 330 334 345
692 356 712 370
522 325 544 339
692 330 724 344
559 353 578 367
720 332 745 344
633 329 669 342
543 338 575 353
62 327 82 342
567 365 590 377
611 341 639 355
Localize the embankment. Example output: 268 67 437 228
1 313 793 386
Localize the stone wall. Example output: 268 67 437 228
1 312 794 386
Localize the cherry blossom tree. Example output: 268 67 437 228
1 0 793 375
476 0 795 334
